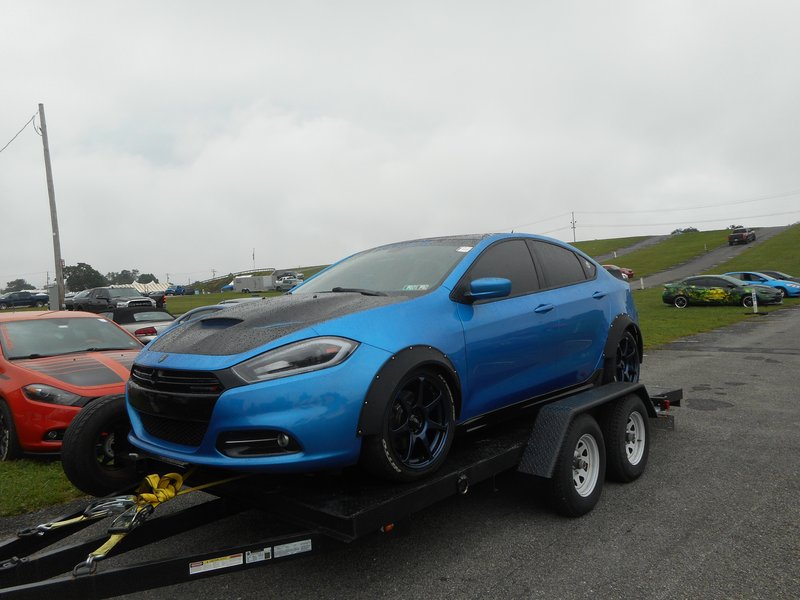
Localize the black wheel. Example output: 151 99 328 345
545 413 606 517
361 368 455 481
0 400 22 461
603 330 640 384
776 288 787 299
0 303 7 310
602 395 650 482
61 394 139 496
742 295 754 308
35 301 45 307
673 296 688 309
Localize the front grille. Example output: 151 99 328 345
139 413 208 447
129 365 225 448
127 300 153 307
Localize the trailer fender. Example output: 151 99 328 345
517 382 652 478
356 346 461 437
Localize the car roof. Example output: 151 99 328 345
0 310 99 323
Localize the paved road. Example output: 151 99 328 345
4 307 798 600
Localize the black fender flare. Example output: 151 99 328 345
603 314 643 370
356 345 461 437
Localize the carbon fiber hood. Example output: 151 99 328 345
147 293 407 356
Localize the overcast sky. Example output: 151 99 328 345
2 1 800 289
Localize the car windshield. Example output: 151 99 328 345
295 238 479 296
0 317 141 359
109 288 139 298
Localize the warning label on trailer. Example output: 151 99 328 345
245 547 273 564
189 552 244 575
274 539 312 558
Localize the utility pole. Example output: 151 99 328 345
570 211 577 242
38 104 65 309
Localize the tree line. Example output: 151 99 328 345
3 263 160 294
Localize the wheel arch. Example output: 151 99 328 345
356 345 461 437
603 314 643 371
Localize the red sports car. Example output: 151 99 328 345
0 311 142 460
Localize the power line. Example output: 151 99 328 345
0 112 37 154
579 208 800 229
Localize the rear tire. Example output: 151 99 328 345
545 414 605 517
0 400 22 461
602 395 650 482
61 394 139 496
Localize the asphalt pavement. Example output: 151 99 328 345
3 305 798 600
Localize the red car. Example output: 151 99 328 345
0 311 142 460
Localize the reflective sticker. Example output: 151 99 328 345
245 547 273 564
402 284 431 291
456 246 473 253
189 552 244 575
274 539 312 558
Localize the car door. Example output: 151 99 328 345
455 239 562 419
527 240 609 387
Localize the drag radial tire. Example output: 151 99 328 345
0 400 22 461
602 394 650 483
361 368 455 482
61 394 139 496
545 413 606 517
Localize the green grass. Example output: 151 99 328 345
572 236 650 258
601 229 729 279
702 223 800 275
0 458 86 517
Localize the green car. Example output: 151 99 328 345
662 275 783 308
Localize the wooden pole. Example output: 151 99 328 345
38 103 65 309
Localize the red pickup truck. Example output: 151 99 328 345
728 227 756 245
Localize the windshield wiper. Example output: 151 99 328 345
329 287 387 296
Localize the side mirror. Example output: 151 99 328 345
463 277 512 303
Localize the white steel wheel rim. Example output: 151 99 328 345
625 411 646 465
573 434 600 497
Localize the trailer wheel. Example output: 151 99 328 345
602 394 650 482
0 400 22 461
61 394 139 496
361 368 455 481
546 414 605 517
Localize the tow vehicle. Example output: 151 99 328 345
0 382 680 600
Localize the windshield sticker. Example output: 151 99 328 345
456 246 473 253
403 284 431 291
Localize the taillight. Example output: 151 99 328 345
134 326 158 337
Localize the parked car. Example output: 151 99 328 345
0 291 49 310
727 227 756 245
274 276 303 291
0 311 142 460
166 286 195 296
723 271 800 298
144 290 167 308
126 233 643 483
98 307 177 343
759 270 800 284
64 289 90 310
662 275 783 308
70 287 155 312
602 264 634 280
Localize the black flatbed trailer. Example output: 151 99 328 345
0 382 681 600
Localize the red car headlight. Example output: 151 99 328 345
23 384 84 406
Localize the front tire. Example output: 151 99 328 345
742 295 754 308
361 368 455 481
602 395 650 482
545 414 606 517
0 401 22 461
61 394 139 496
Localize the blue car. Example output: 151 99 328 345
724 271 800 298
126 234 642 481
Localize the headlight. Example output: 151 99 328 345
23 384 84 406
231 337 359 383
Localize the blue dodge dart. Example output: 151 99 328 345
126 233 642 481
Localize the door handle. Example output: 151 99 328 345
534 303 555 313
592 291 607 299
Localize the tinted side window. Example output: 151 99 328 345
528 241 589 288
464 240 539 298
